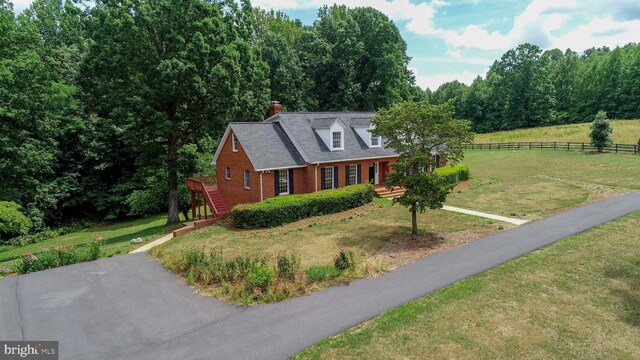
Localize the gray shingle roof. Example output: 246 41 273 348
228 122 306 170
265 112 398 164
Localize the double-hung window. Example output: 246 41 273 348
323 167 334 190
232 134 238 152
225 166 231 180
370 135 380 147
331 131 342 150
278 169 289 195
243 170 250 189
346 164 357 185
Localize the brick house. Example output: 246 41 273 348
186 102 447 218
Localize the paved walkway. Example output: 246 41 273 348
1 192 639 360
442 205 530 225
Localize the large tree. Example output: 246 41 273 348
80 0 270 224
371 101 473 237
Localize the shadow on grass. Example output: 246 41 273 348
102 224 179 246
605 259 640 327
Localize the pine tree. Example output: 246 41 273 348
590 111 613 152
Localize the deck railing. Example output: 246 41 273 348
465 142 639 154
186 176 216 192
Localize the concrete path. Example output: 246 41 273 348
1 191 639 360
442 205 530 225
129 233 175 253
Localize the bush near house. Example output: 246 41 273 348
232 184 375 229
435 164 470 185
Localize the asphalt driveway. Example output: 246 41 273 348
1 191 639 359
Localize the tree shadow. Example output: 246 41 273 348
604 259 640 327
102 225 179 246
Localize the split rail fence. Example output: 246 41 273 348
464 142 639 154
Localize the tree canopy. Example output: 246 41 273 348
371 101 473 236
431 42 640 133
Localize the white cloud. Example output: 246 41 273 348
412 67 480 91
441 0 640 53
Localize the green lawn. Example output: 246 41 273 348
446 150 639 220
474 119 640 144
0 213 184 267
152 198 500 270
295 211 640 360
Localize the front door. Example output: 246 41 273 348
368 163 375 184
368 162 380 184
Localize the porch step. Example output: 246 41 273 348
374 186 405 199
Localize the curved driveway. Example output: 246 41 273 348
1 191 639 359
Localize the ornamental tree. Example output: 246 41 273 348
590 110 613 152
371 100 473 237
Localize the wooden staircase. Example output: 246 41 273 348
374 186 405 199
206 187 229 215
186 177 229 219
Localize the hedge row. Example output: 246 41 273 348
232 184 375 229
435 164 470 185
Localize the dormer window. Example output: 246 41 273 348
370 134 381 147
332 131 343 150
232 134 238 152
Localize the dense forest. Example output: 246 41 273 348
1 0 638 232
429 43 640 133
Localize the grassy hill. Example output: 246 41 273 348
474 120 640 144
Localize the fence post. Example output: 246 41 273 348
581 143 584 152
615 144 618 153
553 142 556 150
529 142 531 150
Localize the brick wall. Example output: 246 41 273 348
215 130 261 210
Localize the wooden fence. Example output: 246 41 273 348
464 142 639 154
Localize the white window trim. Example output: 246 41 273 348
347 164 357 185
323 167 334 190
370 134 381 148
225 166 231 180
232 134 238 152
243 170 250 189
278 169 289 195
331 131 343 150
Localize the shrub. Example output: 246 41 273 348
248 262 276 292
277 252 301 281
12 243 104 274
232 184 375 229
435 164 470 185
0 202 32 242
334 250 356 271
305 265 340 282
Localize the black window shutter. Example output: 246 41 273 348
321 168 326 190
334 167 339 188
357 164 362 184
288 169 294 194
345 165 349 185
274 170 280 196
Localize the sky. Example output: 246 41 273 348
12 0 640 90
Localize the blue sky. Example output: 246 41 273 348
12 0 640 90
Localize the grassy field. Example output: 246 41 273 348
474 119 640 144
446 150 639 220
295 211 640 360
151 199 499 270
0 213 184 267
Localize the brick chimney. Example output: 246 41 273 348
268 101 282 116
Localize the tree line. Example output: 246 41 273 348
429 43 640 133
0 0 419 231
